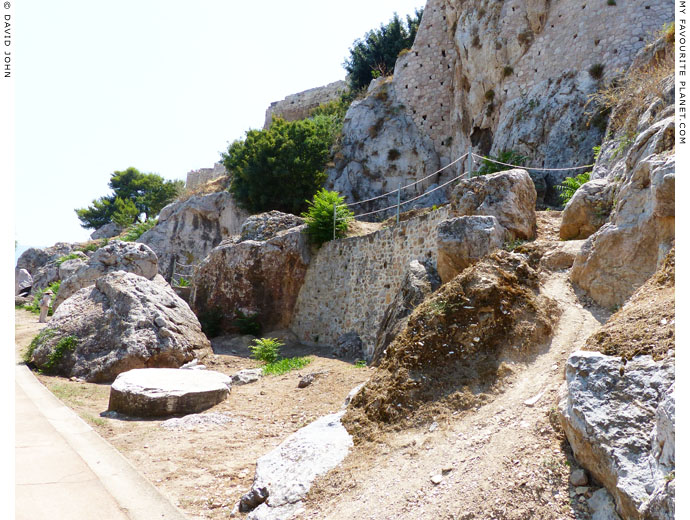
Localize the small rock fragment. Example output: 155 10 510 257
570 468 588 486
431 475 443 485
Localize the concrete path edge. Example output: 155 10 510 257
16 364 188 520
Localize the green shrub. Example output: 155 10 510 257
476 149 527 176
344 9 423 91
122 219 157 242
198 307 224 338
233 310 262 336
557 172 591 204
176 277 190 288
224 116 339 215
301 189 354 246
77 238 109 253
263 357 311 376
41 336 78 373
24 329 55 364
355 359 367 368
56 253 81 266
249 338 284 364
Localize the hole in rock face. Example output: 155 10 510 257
470 127 494 157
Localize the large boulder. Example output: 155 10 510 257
108 368 231 417
16 242 73 275
137 191 249 280
30 262 60 294
436 215 506 283
240 211 304 242
54 241 158 309
325 77 442 216
90 222 123 240
15 269 33 296
558 352 675 520
450 169 537 240
191 227 311 334
559 179 615 240
371 259 440 366
239 411 353 519
571 151 674 308
57 253 88 280
28 271 211 383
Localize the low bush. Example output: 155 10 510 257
24 329 54 364
56 253 81 266
263 357 312 376
122 219 157 242
233 310 262 336
249 338 284 364
302 189 354 246
557 172 591 204
41 336 78 374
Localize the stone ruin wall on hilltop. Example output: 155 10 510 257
290 206 452 357
185 163 227 190
263 80 347 129
391 0 673 167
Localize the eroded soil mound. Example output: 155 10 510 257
584 247 675 361
344 250 559 440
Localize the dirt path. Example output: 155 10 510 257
14 308 369 520
303 269 609 520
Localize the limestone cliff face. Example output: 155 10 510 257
331 0 674 205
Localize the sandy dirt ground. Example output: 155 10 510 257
15 212 614 520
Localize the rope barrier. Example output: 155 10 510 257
470 153 594 172
345 153 468 207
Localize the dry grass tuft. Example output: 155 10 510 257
175 175 230 203
587 33 673 135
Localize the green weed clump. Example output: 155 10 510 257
301 189 354 246
557 172 591 204
24 329 55 364
41 336 78 373
249 338 283 363
122 219 157 242
56 253 82 266
263 357 312 375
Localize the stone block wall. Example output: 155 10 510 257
264 80 347 129
186 163 227 190
290 206 451 357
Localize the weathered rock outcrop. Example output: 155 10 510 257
240 211 304 242
450 169 537 239
29 271 211 383
371 259 440 366
15 269 33 296
137 191 249 280
325 77 441 215
436 215 505 283
55 241 158 309
559 352 675 520
239 411 353 519
571 72 674 308
57 253 88 281
560 179 615 240
192 227 311 334
16 242 74 276
90 222 123 240
108 368 231 417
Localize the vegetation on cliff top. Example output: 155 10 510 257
344 9 424 91
75 167 182 230
223 116 340 215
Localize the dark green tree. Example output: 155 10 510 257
223 115 339 215
75 167 183 230
344 9 424 91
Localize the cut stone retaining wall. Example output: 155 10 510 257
291 206 451 357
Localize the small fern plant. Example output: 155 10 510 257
301 189 354 246
557 172 591 204
249 338 284 364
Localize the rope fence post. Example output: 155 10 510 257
468 146 474 178
396 183 401 224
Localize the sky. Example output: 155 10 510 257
12 0 425 250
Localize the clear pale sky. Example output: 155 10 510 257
14 0 424 249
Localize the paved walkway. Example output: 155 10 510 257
15 364 188 520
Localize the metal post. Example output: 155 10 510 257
172 258 177 286
333 202 337 241
396 183 401 224
468 146 474 178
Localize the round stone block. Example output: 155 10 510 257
108 368 232 417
